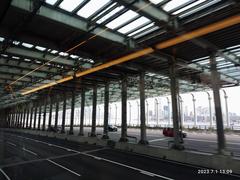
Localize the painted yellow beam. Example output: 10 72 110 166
75 47 154 77
21 15 240 96
156 15 240 49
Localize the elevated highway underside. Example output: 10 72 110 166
0 0 240 179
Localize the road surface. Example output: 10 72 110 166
0 130 239 180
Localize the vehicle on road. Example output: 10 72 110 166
48 126 60 133
163 127 187 138
108 125 118 132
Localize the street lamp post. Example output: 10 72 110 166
97 105 101 126
115 104 118 126
222 89 230 128
109 104 112 124
128 102 132 126
179 95 184 128
191 93 197 127
206 92 213 128
145 99 149 126
166 97 171 126
154 98 159 127
136 101 140 126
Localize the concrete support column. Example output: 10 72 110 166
26 107 30 129
12 109 16 128
8 111 12 128
33 103 38 130
42 98 47 131
14 109 17 127
38 104 42 130
119 77 128 142
54 96 59 129
48 97 53 130
210 54 226 154
139 72 148 144
22 108 26 129
79 89 85 136
19 108 23 128
91 86 97 137
69 91 75 135
29 105 34 129
16 108 20 128
170 61 184 150
102 83 109 139
61 93 66 134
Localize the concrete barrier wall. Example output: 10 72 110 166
3 128 240 174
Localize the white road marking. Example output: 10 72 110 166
21 136 79 153
11 134 174 180
8 132 240 179
22 147 38 156
227 147 240 151
47 159 81 177
0 152 80 169
93 156 102 160
0 168 11 180
186 138 240 145
149 137 171 143
7 142 17 147
82 153 174 180
140 170 155 177
81 148 107 154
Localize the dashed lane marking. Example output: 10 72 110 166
82 153 174 180
186 138 240 145
11 134 174 180
0 168 11 180
140 170 156 177
22 147 38 156
149 137 171 143
7 142 17 147
47 159 81 177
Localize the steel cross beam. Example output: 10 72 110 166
113 0 169 23
116 0 240 79
11 0 128 46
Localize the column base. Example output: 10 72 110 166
102 135 109 139
138 139 149 145
217 149 231 156
68 131 74 135
90 133 96 137
171 143 185 150
78 132 84 136
60 130 65 134
119 137 128 142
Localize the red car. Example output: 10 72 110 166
163 127 187 138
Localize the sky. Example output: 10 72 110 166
145 86 240 116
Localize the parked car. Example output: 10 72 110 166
163 127 187 138
48 126 60 133
108 125 118 132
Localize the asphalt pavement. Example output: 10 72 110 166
0 130 239 180
66 127 240 156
